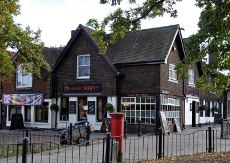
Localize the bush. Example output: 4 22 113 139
199 105 207 111
104 103 114 112
50 103 59 112
212 107 219 112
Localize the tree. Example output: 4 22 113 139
87 0 230 96
87 0 182 54
176 0 230 96
0 0 50 82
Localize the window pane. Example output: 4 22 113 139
146 97 151 103
84 56 90 65
146 111 150 117
146 104 150 110
141 104 145 110
136 111 140 118
25 106 31 122
136 104 140 110
35 102 49 122
79 66 89 77
151 97 156 103
8 106 21 121
151 104 156 110
78 56 84 66
151 111 156 117
141 97 145 103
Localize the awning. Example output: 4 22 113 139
3 94 43 106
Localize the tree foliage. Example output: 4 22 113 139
87 0 182 54
88 0 230 96
0 0 50 81
176 0 230 96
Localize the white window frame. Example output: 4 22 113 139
188 69 195 86
161 97 180 122
77 54 90 79
168 64 178 82
121 97 156 124
16 64 32 88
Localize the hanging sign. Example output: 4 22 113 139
3 94 43 105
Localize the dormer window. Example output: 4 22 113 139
16 64 32 88
188 69 195 86
77 54 90 79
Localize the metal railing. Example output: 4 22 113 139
1 124 230 163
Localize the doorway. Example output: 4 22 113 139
78 97 87 121
192 101 198 127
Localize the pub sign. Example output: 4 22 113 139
63 84 102 93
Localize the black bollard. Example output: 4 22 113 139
138 117 141 137
105 132 111 163
22 137 29 163
124 120 127 139
69 123 73 144
86 122 91 146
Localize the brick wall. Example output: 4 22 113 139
1 75 50 98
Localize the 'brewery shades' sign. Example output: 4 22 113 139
63 84 102 93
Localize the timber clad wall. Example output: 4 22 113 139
55 32 117 97
116 64 160 95
160 42 184 97
159 41 185 124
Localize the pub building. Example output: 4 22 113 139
52 24 186 132
0 24 224 131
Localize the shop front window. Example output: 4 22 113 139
35 102 49 122
161 97 180 122
78 97 87 121
8 105 21 121
24 106 31 122
121 97 156 124
60 97 69 121
97 97 107 122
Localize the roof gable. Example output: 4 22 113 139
52 24 99 71
52 24 119 76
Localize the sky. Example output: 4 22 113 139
14 0 202 47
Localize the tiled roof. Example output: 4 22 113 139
106 24 180 64
43 47 64 67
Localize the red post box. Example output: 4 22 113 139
110 112 124 162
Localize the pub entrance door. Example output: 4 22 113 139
192 101 196 127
